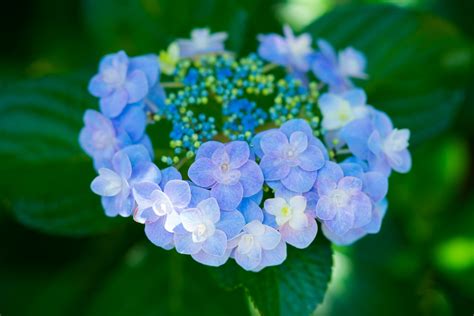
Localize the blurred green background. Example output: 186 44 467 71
0 0 473 315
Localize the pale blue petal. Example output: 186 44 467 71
237 199 264 223
317 161 344 184
160 166 182 189
257 225 281 250
239 160 264 197
211 182 243 211
340 118 373 160
120 144 152 166
364 199 388 233
164 180 191 209
350 192 372 228
362 171 388 202
298 145 325 171
191 249 231 267
281 167 317 193
321 224 366 246
145 217 174 250
280 216 317 248
253 240 287 272
99 88 128 118
88 74 113 97
234 245 261 271
338 176 363 192
130 162 161 185
125 70 148 103
114 103 146 142
324 207 354 236
260 131 288 156
112 150 132 179
339 162 364 178
196 141 224 159
174 232 201 255
389 149 412 173
225 141 250 169
197 197 221 223
189 184 211 208
260 155 290 181
129 54 159 86
188 158 217 188
216 210 245 239
202 229 227 256
315 195 337 220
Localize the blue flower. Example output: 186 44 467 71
174 197 245 267
79 106 153 169
90 145 161 217
257 25 313 75
177 28 228 58
228 220 286 272
314 161 373 238
264 195 318 249
88 51 159 118
319 89 369 131
188 141 264 210
321 199 388 245
310 39 367 92
253 119 326 193
132 178 191 250
341 110 412 175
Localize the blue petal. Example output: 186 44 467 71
99 88 128 118
362 171 388 202
202 230 227 256
298 145 325 171
225 141 250 169
160 166 182 189
191 249 231 267
189 184 211 208
260 155 290 181
125 70 148 103
196 141 224 159
281 167 317 193
217 210 245 239
197 197 221 223
238 199 264 223
188 158 217 188
129 54 159 87
174 232 201 255
280 216 317 249
130 161 161 185
164 180 191 209
239 160 264 197
253 240 287 272
340 118 373 160
211 182 243 211
114 103 146 142
88 74 113 97
145 217 174 250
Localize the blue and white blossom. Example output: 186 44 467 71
90 145 160 217
264 195 318 249
229 220 286 271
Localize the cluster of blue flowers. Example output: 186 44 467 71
80 26 411 271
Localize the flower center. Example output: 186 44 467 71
220 163 229 172
192 223 209 243
238 234 255 254
281 205 292 217
330 189 350 208
154 202 169 216
384 129 409 152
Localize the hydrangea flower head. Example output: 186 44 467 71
88 51 159 118
319 89 369 131
311 39 367 92
90 145 161 217
258 25 313 75
254 119 326 193
188 141 264 210
229 220 286 271
264 195 318 248
315 161 372 238
341 110 412 175
177 28 228 58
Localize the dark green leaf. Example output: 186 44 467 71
305 4 473 143
0 75 123 236
213 236 333 316
83 0 283 56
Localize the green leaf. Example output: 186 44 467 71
0 75 123 236
213 236 333 316
305 4 473 143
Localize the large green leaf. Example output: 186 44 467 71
213 235 333 316
305 4 473 143
0 75 123 236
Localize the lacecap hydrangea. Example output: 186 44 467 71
80 26 412 271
